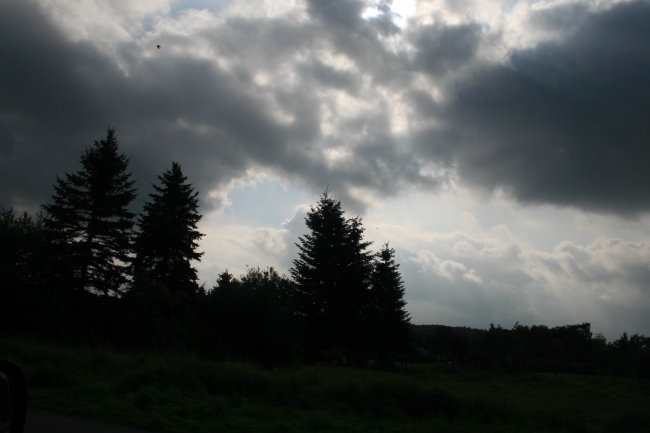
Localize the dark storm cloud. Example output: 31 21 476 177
0 0 435 214
0 126 16 156
305 0 410 88
0 1 125 210
410 22 482 76
305 0 366 30
11 0 650 218
0 3 305 210
414 0 650 216
298 60 361 93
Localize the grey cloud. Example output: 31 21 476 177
0 0 313 211
203 16 316 68
11 0 650 222
299 60 362 94
305 0 410 88
552 239 650 292
305 0 366 30
410 22 482 76
526 1 591 34
0 126 16 156
0 0 434 215
366 1 401 37
402 249 521 328
414 0 650 216
402 232 650 337
0 1 126 210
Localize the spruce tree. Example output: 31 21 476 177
369 243 412 363
42 128 137 296
336 214 374 362
290 190 373 363
131 162 204 298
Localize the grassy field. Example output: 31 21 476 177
1 336 649 433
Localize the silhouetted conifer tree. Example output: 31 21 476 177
290 190 373 364
131 162 203 298
338 214 374 364
369 243 412 363
42 128 137 295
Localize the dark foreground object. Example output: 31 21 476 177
24 409 151 433
0 358 27 433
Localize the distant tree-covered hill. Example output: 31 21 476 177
411 324 484 342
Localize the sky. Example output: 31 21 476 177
2 0 649 340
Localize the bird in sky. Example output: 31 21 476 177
157 45 161 49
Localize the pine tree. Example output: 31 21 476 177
131 162 204 298
369 243 412 363
290 190 373 363
42 128 137 296
337 214 374 363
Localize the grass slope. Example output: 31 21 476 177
1 336 649 433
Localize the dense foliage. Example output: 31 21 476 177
196 267 301 366
411 323 650 380
1 208 50 333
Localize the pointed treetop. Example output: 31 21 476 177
42 127 136 296
379 242 395 263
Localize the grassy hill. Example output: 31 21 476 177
1 336 649 433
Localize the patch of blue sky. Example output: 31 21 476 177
170 0 234 18
361 0 415 28
217 179 315 228
501 0 521 13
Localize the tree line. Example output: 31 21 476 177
1 128 647 377
1 128 411 367
410 323 650 381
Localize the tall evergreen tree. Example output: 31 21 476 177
336 214 374 361
369 243 412 363
42 128 137 296
290 190 373 363
131 162 204 298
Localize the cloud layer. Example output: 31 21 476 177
417 0 650 215
2 0 649 216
